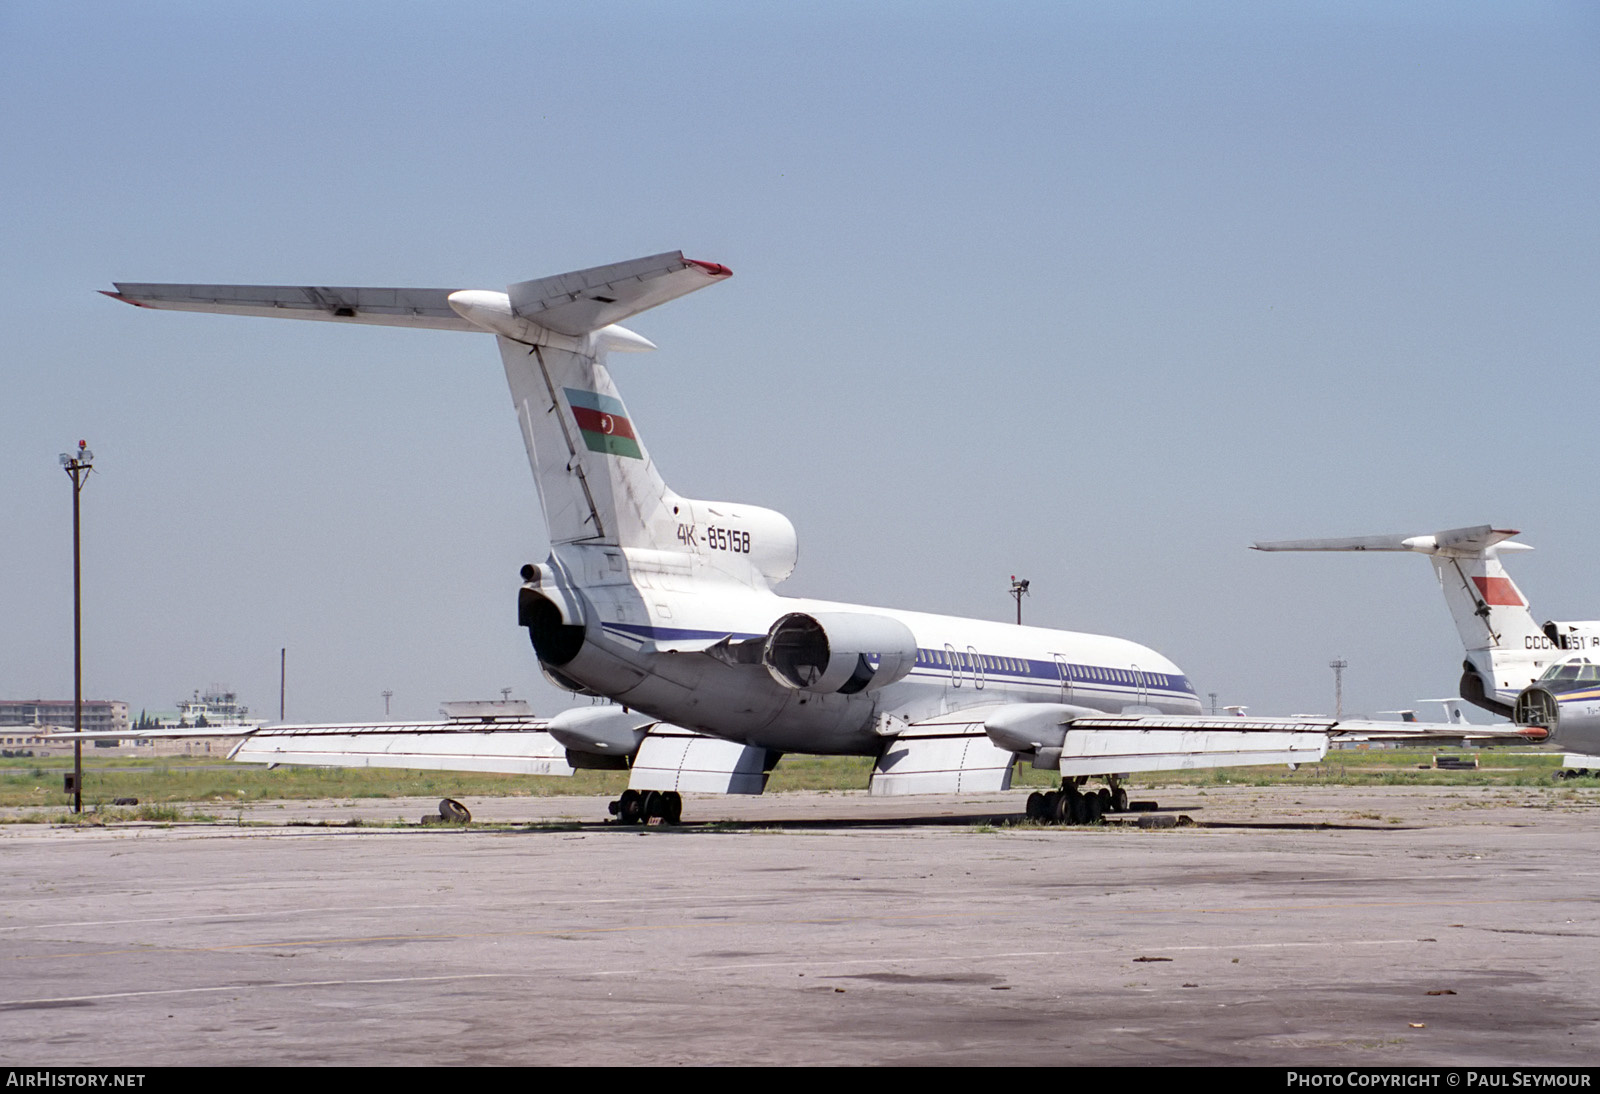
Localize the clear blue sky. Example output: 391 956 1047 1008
4 2 1597 723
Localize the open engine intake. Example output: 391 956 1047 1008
762 612 918 695
519 564 585 668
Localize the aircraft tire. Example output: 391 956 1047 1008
1048 791 1070 824
661 792 683 825
616 789 642 824
1070 793 1092 825
438 798 471 823
1026 792 1045 820
1112 787 1129 813
1083 793 1103 824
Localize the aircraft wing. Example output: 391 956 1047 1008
950 704 1550 782
1046 717 1333 776
48 717 579 777
232 719 575 777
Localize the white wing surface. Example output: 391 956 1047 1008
627 725 781 795
103 284 474 330
507 251 731 336
232 719 575 777
870 706 1021 796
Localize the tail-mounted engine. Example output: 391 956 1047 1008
519 563 586 671
1542 619 1600 651
762 612 918 695
1458 662 1512 718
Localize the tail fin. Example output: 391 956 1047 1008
1253 525 1547 714
488 253 731 549
498 334 673 547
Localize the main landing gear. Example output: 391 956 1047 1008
1024 777 1135 825
609 788 683 826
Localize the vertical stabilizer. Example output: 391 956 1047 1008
499 336 674 547
452 253 734 550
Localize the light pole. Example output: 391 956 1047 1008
382 689 393 717
59 441 93 814
1330 658 1349 719
1009 576 1030 625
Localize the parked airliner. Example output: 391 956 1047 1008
102 255 1537 822
1254 525 1600 773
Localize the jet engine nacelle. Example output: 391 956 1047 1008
1542 620 1600 652
519 563 586 669
1514 686 1600 755
762 611 918 695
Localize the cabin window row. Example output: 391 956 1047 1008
907 649 1177 689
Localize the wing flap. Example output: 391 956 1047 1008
627 725 779 795
870 713 1016 796
232 720 574 776
1056 728 1329 776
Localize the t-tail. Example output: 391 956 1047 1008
104 252 798 589
1252 525 1548 715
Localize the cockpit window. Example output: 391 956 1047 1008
1539 659 1599 684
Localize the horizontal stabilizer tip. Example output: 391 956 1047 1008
507 251 731 337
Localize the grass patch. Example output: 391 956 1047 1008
0 754 630 810
0 746 1586 818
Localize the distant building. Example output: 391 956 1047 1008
145 687 261 731
0 699 128 737
0 699 128 754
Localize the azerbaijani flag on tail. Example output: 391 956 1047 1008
564 388 643 460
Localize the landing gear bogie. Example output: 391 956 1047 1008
608 789 683 826
1026 776 1144 825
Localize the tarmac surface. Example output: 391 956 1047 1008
2 784 1597 1066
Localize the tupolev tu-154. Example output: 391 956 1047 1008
1255 524 1600 776
100 253 1543 823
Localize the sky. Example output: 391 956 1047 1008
3 2 1598 724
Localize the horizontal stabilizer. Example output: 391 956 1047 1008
1252 524 1522 556
104 283 475 331
508 251 731 337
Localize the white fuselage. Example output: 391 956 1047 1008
547 544 1201 755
